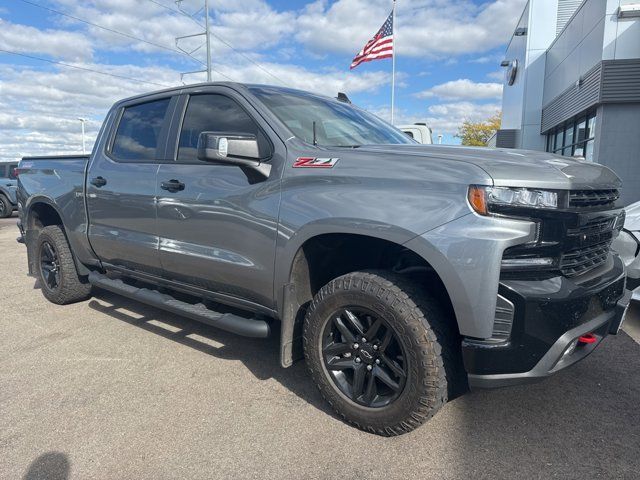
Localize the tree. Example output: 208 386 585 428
456 112 501 146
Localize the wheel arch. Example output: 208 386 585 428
23 197 90 276
278 229 459 367
25 196 64 230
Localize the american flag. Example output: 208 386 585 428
350 9 394 70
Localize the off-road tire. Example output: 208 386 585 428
0 194 12 218
36 225 91 304
303 270 464 436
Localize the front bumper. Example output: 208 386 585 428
464 256 630 388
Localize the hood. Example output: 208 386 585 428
355 145 622 191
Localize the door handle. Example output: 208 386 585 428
90 176 107 188
161 179 185 192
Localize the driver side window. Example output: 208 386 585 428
177 94 266 162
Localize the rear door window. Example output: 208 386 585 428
111 98 171 161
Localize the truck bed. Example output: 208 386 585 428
18 154 92 275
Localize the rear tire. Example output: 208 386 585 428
303 270 464 436
0 194 11 218
36 225 91 305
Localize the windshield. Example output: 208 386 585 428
250 86 415 147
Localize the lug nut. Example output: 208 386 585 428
361 338 367 343
353 343 359 349
373 345 378 350
375 359 380 365
355 357 361 363
344 352 352 358
366 365 373 371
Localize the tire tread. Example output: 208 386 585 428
303 270 463 436
37 225 91 305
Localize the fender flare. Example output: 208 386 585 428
22 196 91 276
275 219 456 367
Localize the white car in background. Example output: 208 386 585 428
614 201 640 300
397 123 433 144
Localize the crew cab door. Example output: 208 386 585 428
86 94 177 274
156 90 282 308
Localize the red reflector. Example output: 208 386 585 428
578 333 597 344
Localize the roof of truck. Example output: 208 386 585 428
115 82 332 105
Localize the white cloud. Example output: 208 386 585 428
486 70 505 81
363 100 500 138
212 5 297 50
0 56 390 162
416 79 502 100
0 0 519 159
0 18 93 61
424 101 500 134
296 0 527 58
51 0 296 56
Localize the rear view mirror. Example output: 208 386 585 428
197 132 271 179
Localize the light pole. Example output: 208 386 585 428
78 118 87 154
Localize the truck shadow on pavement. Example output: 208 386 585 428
87 289 336 417
23 452 70 480
85 288 640 476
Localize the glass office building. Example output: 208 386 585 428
495 0 640 204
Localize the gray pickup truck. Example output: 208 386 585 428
17 83 631 435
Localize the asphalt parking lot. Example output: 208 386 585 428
1 215 639 480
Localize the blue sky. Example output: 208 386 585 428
0 0 526 160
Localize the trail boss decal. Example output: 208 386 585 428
293 157 339 168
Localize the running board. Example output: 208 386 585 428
88 272 270 338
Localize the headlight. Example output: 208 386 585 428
468 185 558 215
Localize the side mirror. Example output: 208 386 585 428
197 132 271 179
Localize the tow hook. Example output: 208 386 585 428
577 333 597 345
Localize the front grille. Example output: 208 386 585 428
566 217 616 243
569 189 619 208
560 242 610 277
501 192 622 279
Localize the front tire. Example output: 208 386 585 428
0 194 12 218
36 225 91 305
303 270 462 436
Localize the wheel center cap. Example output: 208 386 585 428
359 345 375 364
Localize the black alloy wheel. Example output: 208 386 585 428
304 270 463 435
35 225 92 304
40 240 61 291
322 308 408 408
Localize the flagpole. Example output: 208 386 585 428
391 0 396 124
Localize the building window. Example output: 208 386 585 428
545 111 596 161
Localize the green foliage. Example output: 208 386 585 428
456 113 502 147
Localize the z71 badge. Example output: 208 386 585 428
293 157 339 168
